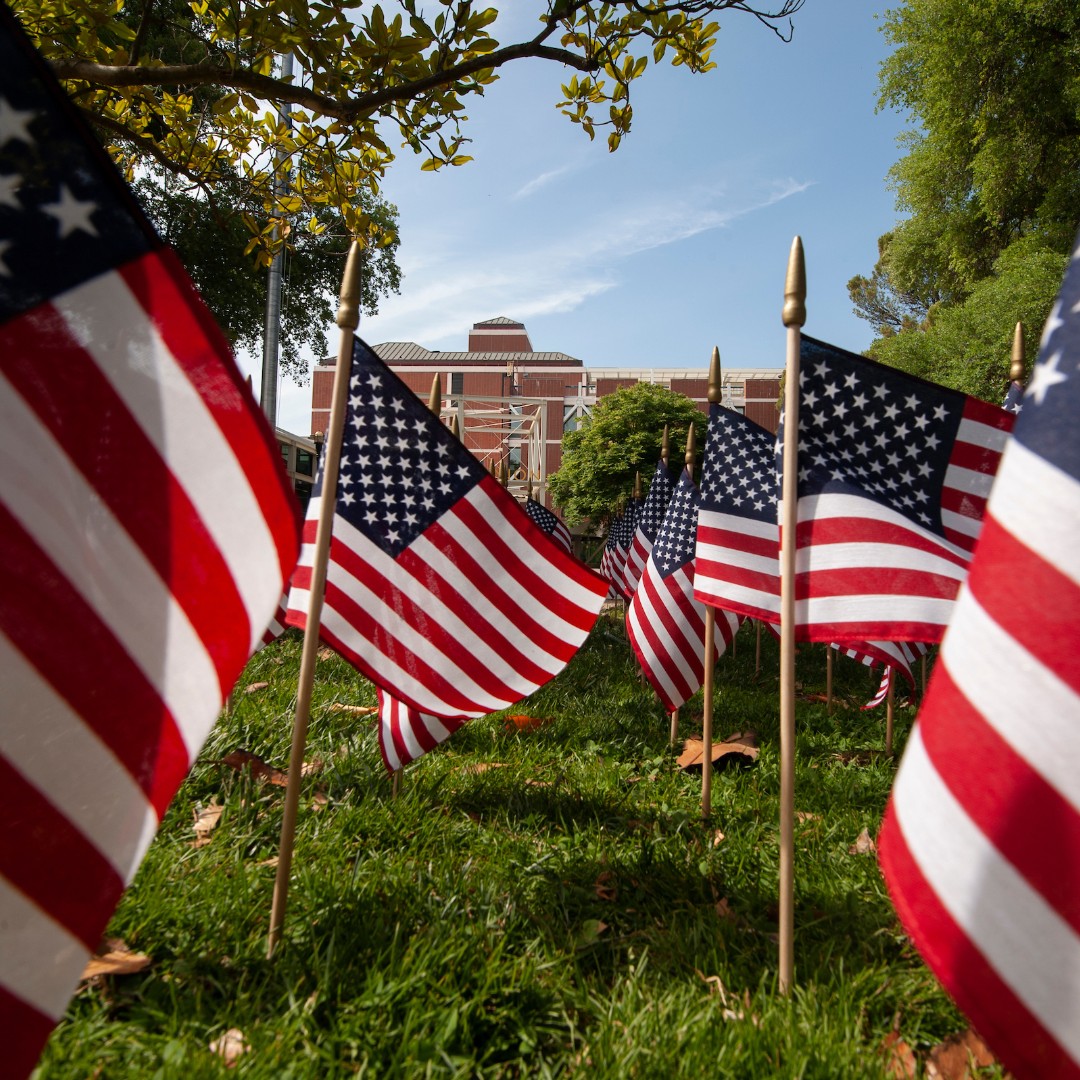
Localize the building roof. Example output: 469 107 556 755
371 342 583 367
472 316 524 328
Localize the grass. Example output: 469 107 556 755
36 615 994 1078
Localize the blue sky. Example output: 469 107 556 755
266 3 911 433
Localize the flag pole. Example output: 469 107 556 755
1011 320 1026 386
700 348 720 818
885 673 895 757
268 241 363 958
778 236 805 994
826 646 833 714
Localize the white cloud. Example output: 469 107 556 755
511 164 575 200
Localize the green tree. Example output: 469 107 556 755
549 382 704 526
14 0 804 263
850 0 1080 393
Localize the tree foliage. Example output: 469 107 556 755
549 382 704 525
13 0 804 263
849 0 1080 394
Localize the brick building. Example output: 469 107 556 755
311 317 782 507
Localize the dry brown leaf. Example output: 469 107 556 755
677 731 760 773
715 897 740 924
459 762 509 775
192 801 223 846
244 681 270 694
796 811 820 823
849 827 876 855
712 829 726 847
255 857 279 869
300 759 324 777
593 870 617 902
503 714 552 733
328 703 378 716
309 791 329 810
220 749 288 787
880 1030 917 1079
925 1029 996 1079
317 646 335 660
81 939 151 980
209 1028 250 1067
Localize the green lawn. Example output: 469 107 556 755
37 616 994 1078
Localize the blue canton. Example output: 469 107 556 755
788 336 966 538
0 30 152 321
323 338 487 557
526 498 560 533
1016 232 1080 481
699 403 776 523
636 460 675 542
651 469 700 578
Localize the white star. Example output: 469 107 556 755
0 172 22 209
43 185 99 239
0 238 12 276
1028 351 1069 406
0 100 37 146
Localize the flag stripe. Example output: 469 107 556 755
628 570 700 707
0 986 56 1080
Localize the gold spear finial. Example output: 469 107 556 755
336 241 363 333
708 345 722 404
448 413 459 438
661 424 670 466
498 457 509 487
685 422 697 473
428 373 441 415
526 476 533 500
782 236 806 329
633 470 642 500
1010 321 1026 384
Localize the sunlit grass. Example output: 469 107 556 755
37 615 991 1078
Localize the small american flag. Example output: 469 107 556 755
287 337 608 719
830 639 927 694
1003 379 1024 414
789 336 1014 643
627 468 739 711
624 459 675 595
862 666 894 711
609 499 640 601
879 230 1080 1079
524 495 573 555
694 403 780 621
0 12 300 1074
377 688 467 773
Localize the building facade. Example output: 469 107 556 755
311 317 782 507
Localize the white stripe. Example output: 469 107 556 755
54 275 284 656
893 728 1080 1062
798 593 957 627
628 567 696 704
943 587 1080 812
0 375 221 754
696 542 780 579
941 508 982 539
794 537 968 582
695 579 782 617
0 876 88 1021
957 415 1011 452
944 462 995 501
0 633 159 881
697 509 777 543
992 439 1080 589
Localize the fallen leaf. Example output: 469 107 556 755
715 897 741 924
300 759 324 777
796 811 820 823
458 762 509 775
317 646 335 660
712 829 726 847
81 939 151 980
677 731 760 773
925 1028 996 1079
593 870 618 902
220 749 288 787
309 791 329 810
503 713 552 733
244 681 269 694
209 1028 250 1067
328 703 378 716
255 857 279 868
880 1030 917 1079
848 827 876 855
192 801 223 846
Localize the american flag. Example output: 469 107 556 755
377 688 467 773
789 336 1014 643
627 468 740 711
524 495 573 555
694 403 780 621
0 13 300 1076
1003 379 1024 414
258 593 292 649
879 231 1080 1080
287 337 609 718
608 499 640 602
862 665 894 711
830 639 927 694
624 458 675 595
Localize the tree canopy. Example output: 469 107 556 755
14 0 804 263
849 0 1080 396
549 382 703 526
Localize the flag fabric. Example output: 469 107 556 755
376 688 468 773
287 337 609 719
862 666 893 711
879 231 1080 1080
1003 379 1025 414
624 458 676 594
694 403 781 622
627 467 740 711
830 639 927 694
0 12 301 1076
788 336 1014 644
599 524 619 586
608 499 640 602
258 593 292 649
524 495 573 555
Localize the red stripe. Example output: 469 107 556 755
697 520 778 561
962 394 1015 433
118 250 300 580
949 437 1005 477
795 562 962 602
921 663 1080 935
879 803 1079 1080
1 307 251 695
0 985 58 1080
795 513 971 570
803 619 943 643
629 574 697 709
968 514 1080 699
0 757 123 949
0 504 189 816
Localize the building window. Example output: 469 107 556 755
450 372 463 395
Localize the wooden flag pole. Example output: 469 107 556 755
670 708 679 747
825 646 833 714
885 675 895 757
778 236 805 994
699 349 720 819
268 241 363 958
